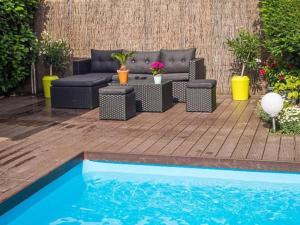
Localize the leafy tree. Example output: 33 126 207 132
226 30 261 76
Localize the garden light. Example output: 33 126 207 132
261 92 284 132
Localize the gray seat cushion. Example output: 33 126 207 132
126 51 160 74
91 49 122 73
163 73 189 81
187 79 217 88
160 48 196 73
52 74 110 87
112 73 152 81
99 86 134 95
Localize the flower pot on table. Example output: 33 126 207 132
154 75 162 84
117 70 129 85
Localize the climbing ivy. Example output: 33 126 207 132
0 0 39 95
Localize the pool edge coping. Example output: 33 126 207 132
1 151 300 216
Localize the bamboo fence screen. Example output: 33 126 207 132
36 0 260 93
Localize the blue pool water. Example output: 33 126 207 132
1 161 300 225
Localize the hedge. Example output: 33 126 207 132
261 0 300 66
0 0 39 95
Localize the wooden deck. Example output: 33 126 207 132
0 95 300 207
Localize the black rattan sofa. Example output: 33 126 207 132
51 48 205 109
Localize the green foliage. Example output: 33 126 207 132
111 52 134 70
39 32 72 75
257 101 271 123
0 0 39 95
261 0 300 66
226 30 261 76
274 75 300 102
278 106 300 134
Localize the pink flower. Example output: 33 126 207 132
151 61 165 69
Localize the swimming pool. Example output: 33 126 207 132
1 160 300 225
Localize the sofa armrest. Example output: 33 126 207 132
189 58 205 80
73 58 91 75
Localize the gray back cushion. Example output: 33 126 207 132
160 48 196 73
126 51 160 74
91 49 122 73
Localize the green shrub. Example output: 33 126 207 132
274 75 300 102
0 0 39 95
261 0 300 67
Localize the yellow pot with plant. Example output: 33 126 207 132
226 29 261 100
111 52 135 85
39 31 72 98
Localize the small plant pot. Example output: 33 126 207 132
231 75 250 100
42 75 59 98
153 75 162 84
117 70 129 85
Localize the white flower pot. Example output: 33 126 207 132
154 75 162 84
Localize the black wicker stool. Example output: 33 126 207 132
99 86 136 120
186 79 217 112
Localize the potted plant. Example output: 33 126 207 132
226 30 261 100
111 51 134 85
39 31 72 98
151 61 165 84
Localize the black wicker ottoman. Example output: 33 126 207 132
186 79 217 112
51 74 108 109
99 86 136 120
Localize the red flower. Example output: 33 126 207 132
270 63 278 68
287 64 294 70
279 74 285 81
259 69 266 76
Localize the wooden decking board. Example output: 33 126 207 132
231 111 261 159
97 106 182 153
129 105 191 154
246 120 269 160
186 100 240 157
295 136 300 161
201 100 249 158
145 111 199 155
0 96 300 205
262 133 281 161
215 100 256 159
158 123 198 155
279 136 295 161
171 98 230 156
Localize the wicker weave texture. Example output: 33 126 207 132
172 81 187 103
99 91 136 120
51 84 106 109
186 87 216 112
130 81 173 112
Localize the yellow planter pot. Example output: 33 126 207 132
42 75 59 98
231 75 250 101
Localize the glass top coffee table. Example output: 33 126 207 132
110 78 173 112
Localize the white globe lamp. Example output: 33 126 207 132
261 92 284 132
